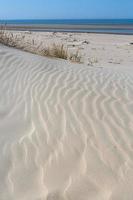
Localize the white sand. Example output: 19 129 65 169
8 31 133 67
0 33 133 199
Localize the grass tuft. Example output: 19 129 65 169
41 44 68 60
69 50 82 63
0 26 82 63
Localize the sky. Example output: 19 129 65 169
0 0 133 19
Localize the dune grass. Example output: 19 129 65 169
41 44 82 63
0 26 82 63
41 44 68 59
0 25 15 47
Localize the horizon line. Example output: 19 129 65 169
0 18 133 20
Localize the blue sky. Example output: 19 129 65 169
0 0 133 19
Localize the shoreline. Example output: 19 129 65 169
1 24 133 35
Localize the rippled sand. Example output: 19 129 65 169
0 45 133 199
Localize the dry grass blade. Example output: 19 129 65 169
69 50 82 63
52 44 68 59
41 44 68 60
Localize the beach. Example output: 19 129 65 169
1 31 133 66
0 32 133 199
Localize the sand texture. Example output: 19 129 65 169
0 44 133 200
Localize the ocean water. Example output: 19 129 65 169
0 19 133 25
0 19 133 34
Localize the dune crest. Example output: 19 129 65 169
0 45 133 199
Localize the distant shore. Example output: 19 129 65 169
1 24 133 34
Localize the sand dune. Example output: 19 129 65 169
0 44 133 199
2 31 133 67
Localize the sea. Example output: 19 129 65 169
0 19 133 34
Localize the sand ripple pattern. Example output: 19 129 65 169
0 46 133 200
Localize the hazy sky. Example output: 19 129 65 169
0 0 133 19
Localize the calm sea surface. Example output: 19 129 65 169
0 19 133 34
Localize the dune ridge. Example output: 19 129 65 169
0 45 133 199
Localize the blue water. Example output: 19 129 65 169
0 19 133 34
0 19 133 25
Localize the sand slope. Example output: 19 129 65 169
0 45 133 199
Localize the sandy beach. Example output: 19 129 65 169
0 32 133 199
1 31 133 67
